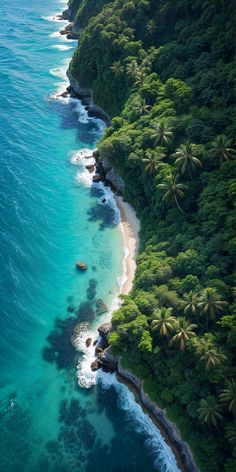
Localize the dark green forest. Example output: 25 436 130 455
68 1 236 471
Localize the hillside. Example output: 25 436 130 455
68 1 236 471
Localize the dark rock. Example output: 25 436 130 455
85 338 92 348
67 32 80 40
98 322 112 344
86 164 95 173
59 90 69 98
92 149 99 159
95 347 103 355
96 299 108 316
91 359 102 372
98 346 118 372
92 175 103 183
76 261 88 271
95 337 107 354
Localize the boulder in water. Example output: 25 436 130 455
76 261 88 271
85 337 92 348
91 359 102 372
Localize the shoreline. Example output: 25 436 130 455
56 4 198 472
115 195 140 296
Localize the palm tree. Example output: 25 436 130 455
193 336 226 370
151 307 176 336
198 288 227 329
126 60 140 80
219 380 236 415
157 175 188 215
198 396 223 427
142 149 166 175
134 70 148 87
133 98 150 116
150 121 173 146
146 19 157 35
169 317 197 351
182 291 199 316
210 134 236 163
225 422 236 448
110 60 124 77
172 141 202 178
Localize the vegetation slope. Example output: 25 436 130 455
68 1 236 471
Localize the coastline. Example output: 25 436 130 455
58 4 198 472
113 195 198 472
115 195 140 296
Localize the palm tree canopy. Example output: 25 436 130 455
142 149 166 175
150 121 173 146
193 335 226 370
198 396 223 427
134 70 148 87
210 134 236 162
157 175 188 214
110 60 124 76
126 60 140 79
151 307 176 336
219 380 236 415
146 19 157 35
133 98 150 116
169 317 197 350
182 290 199 315
198 288 227 320
172 140 202 176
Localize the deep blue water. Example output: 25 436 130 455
0 1 181 471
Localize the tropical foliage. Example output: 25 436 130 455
68 0 236 470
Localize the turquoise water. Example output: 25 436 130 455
0 1 181 471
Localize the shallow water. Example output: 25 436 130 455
0 1 180 471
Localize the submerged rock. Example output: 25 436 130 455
87 279 97 300
96 299 108 316
67 305 75 313
76 301 95 322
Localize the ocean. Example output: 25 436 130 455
0 1 181 470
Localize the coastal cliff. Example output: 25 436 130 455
67 1 236 471
94 320 199 472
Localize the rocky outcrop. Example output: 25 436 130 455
67 71 110 125
97 322 112 344
97 346 118 372
117 364 199 472
105 168 125 194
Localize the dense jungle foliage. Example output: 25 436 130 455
68 1 236 471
